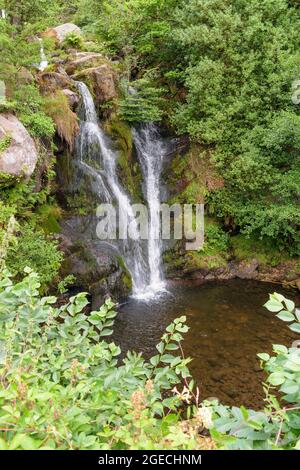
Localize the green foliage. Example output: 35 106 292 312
81 0 300 254
202 222 229 255
231 234 289 267
5 225 63 292
0 269 207 450
119 78 164 123
14 84 55 138
62 32 84 50
208 292 300 450
0 133 12 153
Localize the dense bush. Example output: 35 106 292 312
5 225 63 292
78 0 300 254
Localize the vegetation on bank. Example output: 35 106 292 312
0 269 299 450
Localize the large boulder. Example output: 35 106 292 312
59 217 132 307
73 64 117 105
43 23 82 44
38 71 74 92
65 52 106 75
0 113 38 180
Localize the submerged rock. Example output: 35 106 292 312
0 113 38 180
230 258 259 280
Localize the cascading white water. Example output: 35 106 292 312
75 81 167 299
76 82 155 297
133 125 166 292
38 38 48 71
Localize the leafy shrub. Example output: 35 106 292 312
119 78 164 123
62 32 84 50
202 223 229 255
18 111 55 138
13 84 55 138
0 269 210 450
5 225 63 292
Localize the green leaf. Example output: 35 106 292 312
257 353 270 362
276 310 295 322
289 323 300 334
284 298 295 312
161 354 176 364
268 372 285 386
264 297 283 313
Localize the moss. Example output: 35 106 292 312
0 133 12 153
163 217 230 275
231 234 289 267
167 143 223 205
35 204 63 234
43 90 79 150
65 190 96 216
185 251 228 270
116 255 133 290
105 116 143 202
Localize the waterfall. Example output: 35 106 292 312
133 125 166 292
75 82 166 299
38 38 48 71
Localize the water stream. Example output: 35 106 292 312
38 38 48 71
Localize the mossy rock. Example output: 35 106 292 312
105 116 143 202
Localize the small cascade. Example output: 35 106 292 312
75 82 150 297
38 38 48 71
74 81 167 299
133 125 166 292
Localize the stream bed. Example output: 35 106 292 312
113 279 300 409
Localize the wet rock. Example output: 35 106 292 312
43 23 82 44
230 258 259 279
0 113 38 180
73 64 117 105
61 88 80 110
59 218 132 306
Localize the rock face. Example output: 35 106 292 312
43 23 82 44
65 52 106 75
59 217 131 308
38 71 74 92
73 64 117 105
61 89 80 110
0 113 38 179
230 258 259 280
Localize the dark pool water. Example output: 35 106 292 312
112 280 300 409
